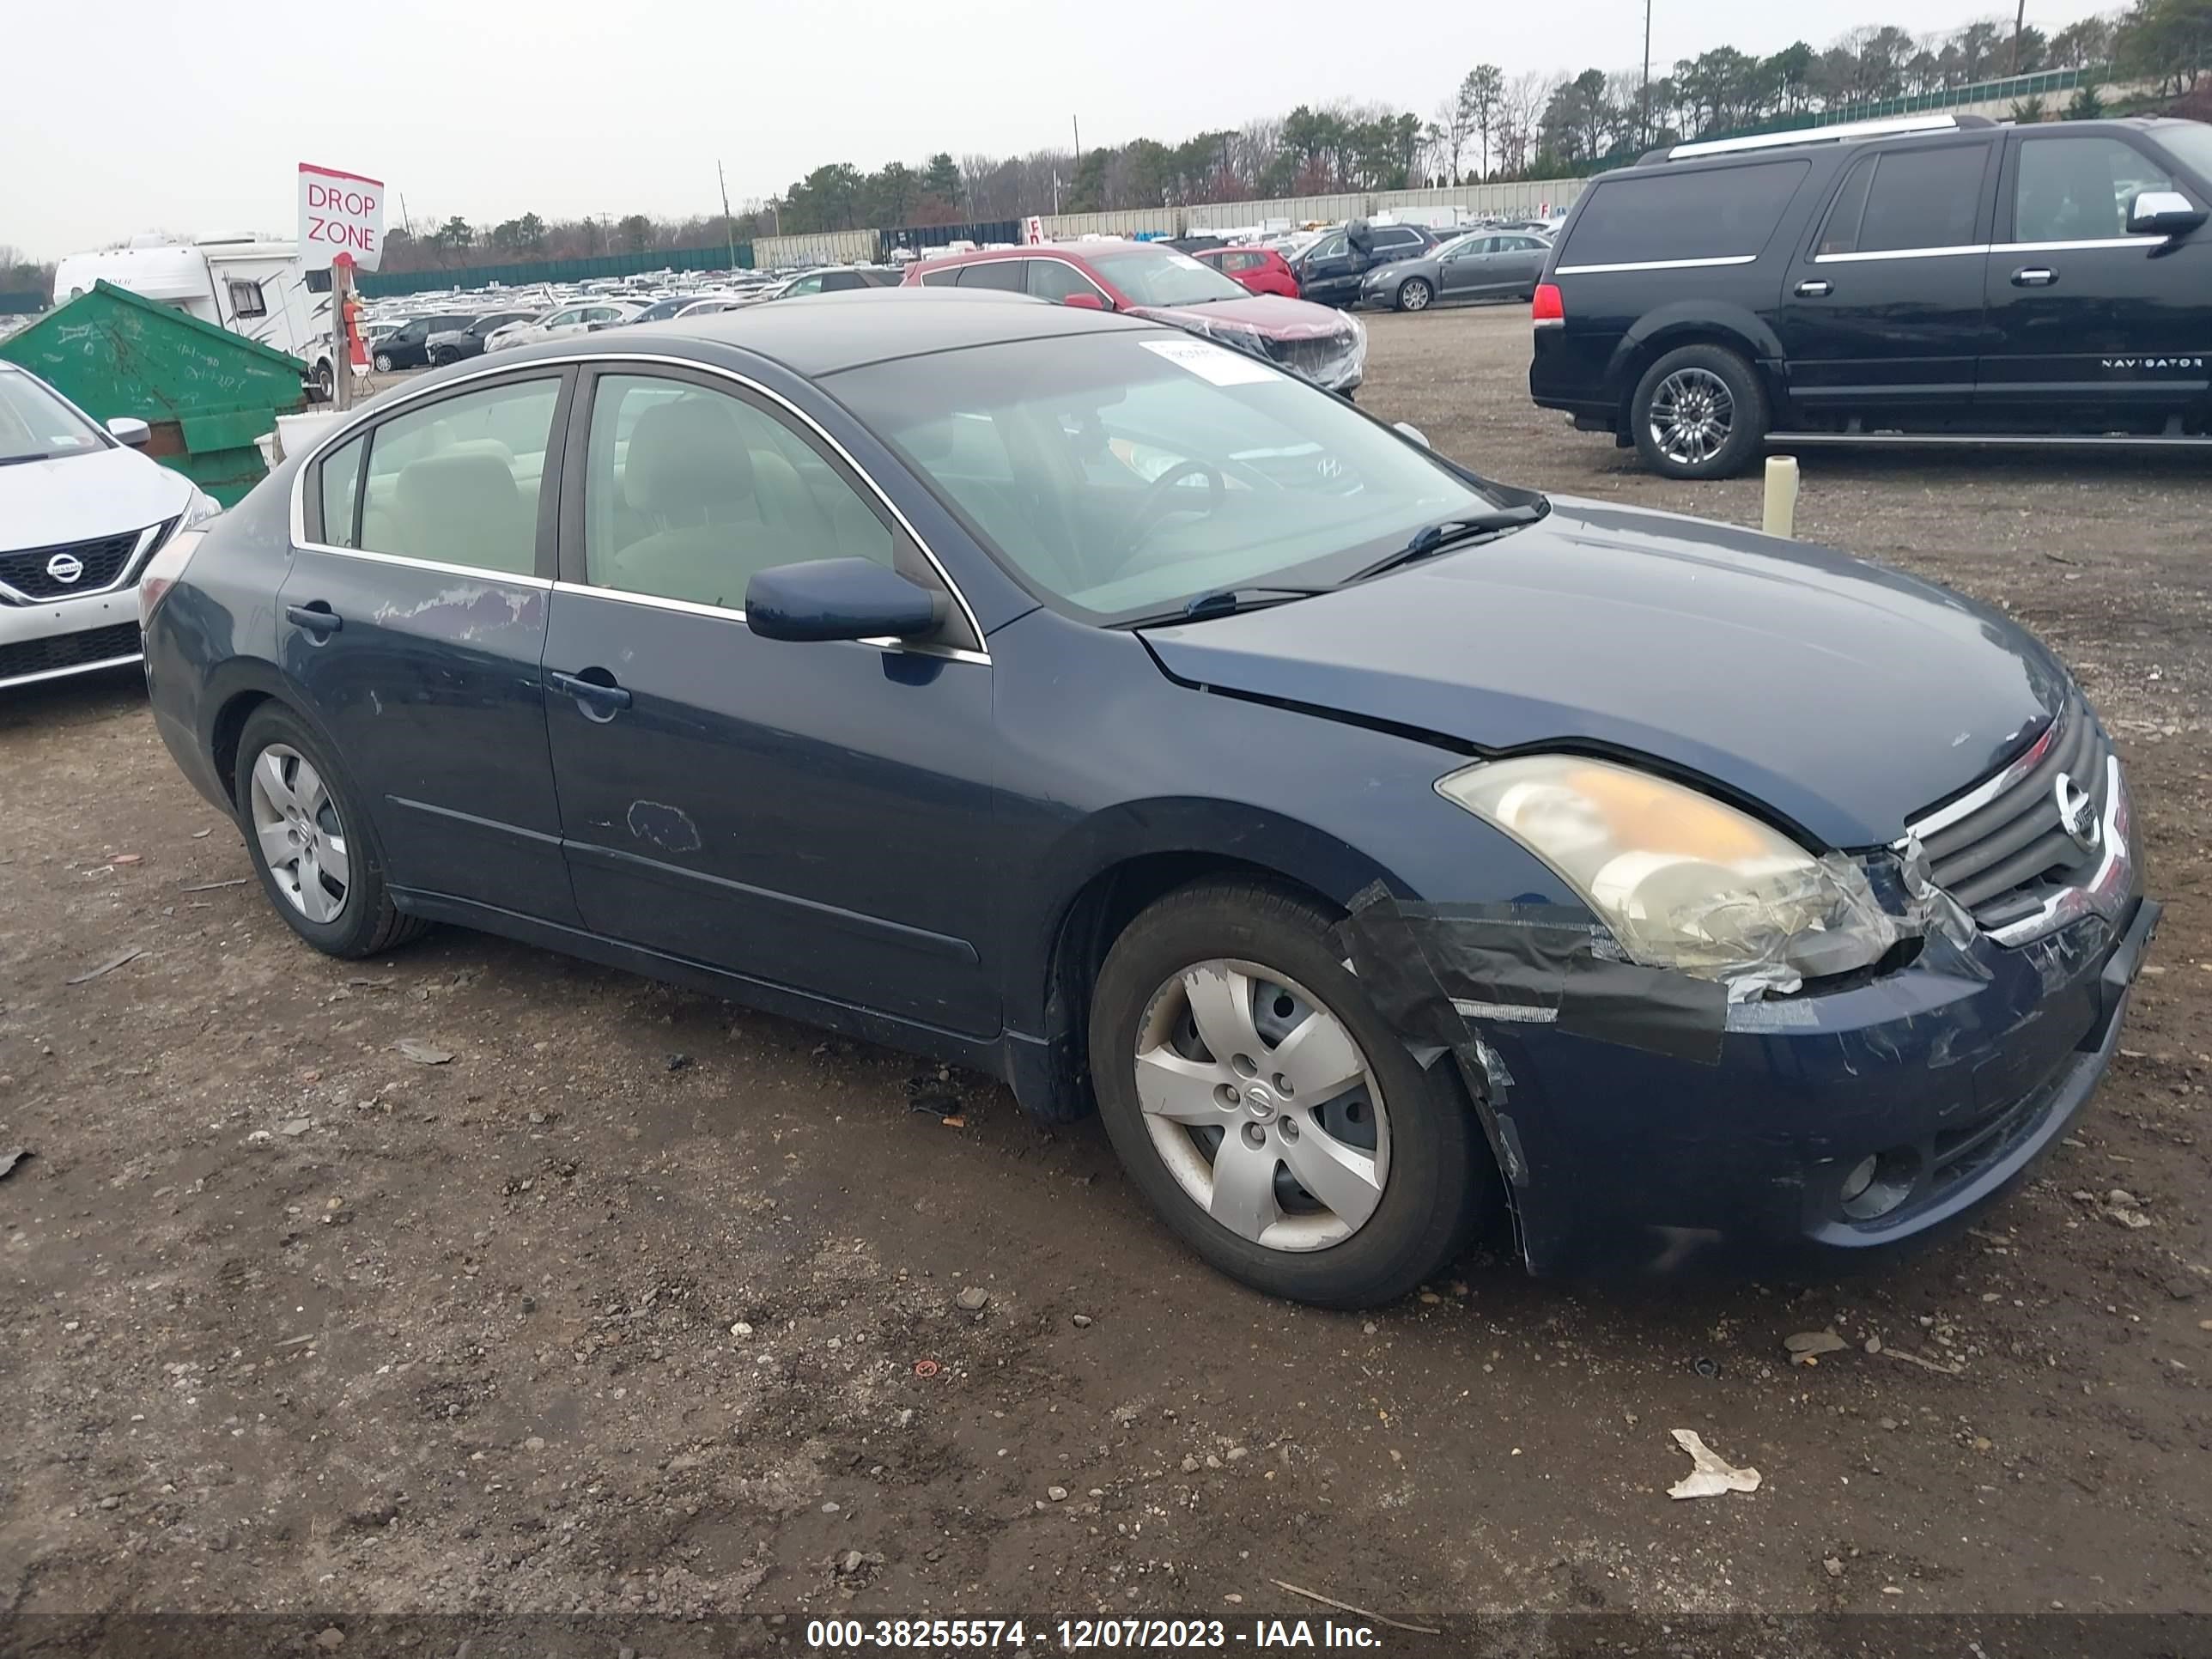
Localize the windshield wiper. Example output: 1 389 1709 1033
1115 585 1333 629
1350 502 1547 582
0 452 64 468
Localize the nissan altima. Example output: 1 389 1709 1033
139 291 2157 1306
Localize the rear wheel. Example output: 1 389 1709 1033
235 704 426 958
1630 343 1767 479
1396 277 1433 313
313 360 335 401
1089 882 1490 1307
373 350 394 374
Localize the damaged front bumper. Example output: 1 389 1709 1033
1131 305 1367 393
1339 879 2159 1276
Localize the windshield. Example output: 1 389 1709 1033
833 331 1500 622
2152 123 2212 191
0 371 105 465
1086 247 1251 307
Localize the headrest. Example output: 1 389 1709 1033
623 398 755 517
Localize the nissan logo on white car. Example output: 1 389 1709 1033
46 551 85 585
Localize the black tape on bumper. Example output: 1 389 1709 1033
1336 885 1729 1067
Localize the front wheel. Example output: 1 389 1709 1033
1396 277 1432 313
1629 343 1768 479
1089 882 1492 1307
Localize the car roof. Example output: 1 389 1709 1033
638 289 1163 376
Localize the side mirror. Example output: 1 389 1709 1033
1061 292 1107 311
745 557 945 643
108 417 152 448
2128 190 2207 239
1394 422 1431 450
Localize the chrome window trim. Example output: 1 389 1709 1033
1814 244 1989 264
1553 254 1759 276
1990 237 2166 253
544 580 988 665
284 350 990 658
0 521 166 605
0 649 146 691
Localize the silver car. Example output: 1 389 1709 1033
1360 230 1552 313
0 362 218 690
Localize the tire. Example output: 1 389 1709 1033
1396 277 1433 313
1629 343 1768 479
234 704 427 959
373 351 394 374
1088 881 1492 1308
313 361 335 401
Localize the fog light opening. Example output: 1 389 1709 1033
1838 1148 1918 1221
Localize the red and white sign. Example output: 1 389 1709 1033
1023 215 1046 246
298 162 386 270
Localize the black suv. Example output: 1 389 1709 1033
1529 114 2212 477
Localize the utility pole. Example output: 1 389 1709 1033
717 161 738 269
1072 113 1081 159
1641 0 1655 149
2008 0 2026 75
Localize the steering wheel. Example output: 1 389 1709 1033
1120 459 1225 562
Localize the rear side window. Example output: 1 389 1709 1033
1559 160 1808 268
919 267 960 287
1820 144 1990 255
958 261 1028 292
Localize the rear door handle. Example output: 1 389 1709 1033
1794 279 1831 297
547 668 633 716
284 602 342 636
2011 266 2057 287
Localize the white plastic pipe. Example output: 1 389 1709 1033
1762 455 1800 538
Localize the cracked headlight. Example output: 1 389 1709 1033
1437 755 1897 989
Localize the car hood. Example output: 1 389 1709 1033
1128 294 1348 340
1139 496 2067 848
0 444 192 553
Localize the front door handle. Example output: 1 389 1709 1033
284 602 342 636
2011 266 2057 287
547 668 633 718
1794 279 1832 297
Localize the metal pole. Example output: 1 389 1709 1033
1641 0 1654 149
1073 113 1081 158
2009 0 2026 75
718 161 738 269
331 258 355 413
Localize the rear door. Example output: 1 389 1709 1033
539 365 1000 1035
280 370 580 922
1775 136 1998 420
1980 128 2211 424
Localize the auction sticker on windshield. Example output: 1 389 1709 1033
1141 337 1279 386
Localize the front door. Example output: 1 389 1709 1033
1437 238 1492 301
541 365 1000 1037
1980 129 2212 424
1776 137 1998 422
1297 233 1359 307
279 369 580 923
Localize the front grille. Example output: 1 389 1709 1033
1911 696 2112 932
0 622 143 684
1261 331 1358 386
0 526 149 600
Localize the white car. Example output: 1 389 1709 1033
0 362 220 690
483 300 643 353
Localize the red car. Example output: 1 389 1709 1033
903 240 1364 394
1192 245 1301 300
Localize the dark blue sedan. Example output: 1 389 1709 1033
137 291 2158 1306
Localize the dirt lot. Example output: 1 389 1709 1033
3 305 2209 1638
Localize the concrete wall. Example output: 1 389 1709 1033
751 228 881 269
1042 179 1587 241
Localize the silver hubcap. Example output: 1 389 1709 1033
1402 281 1430 310
249 744 350 923
1650 367 1735 466
1133 960 1389 1253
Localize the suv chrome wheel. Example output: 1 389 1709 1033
1649 366 1735 466
249 744 349 922
1133 958 1389 1252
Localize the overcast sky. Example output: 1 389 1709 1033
3 0 2114 259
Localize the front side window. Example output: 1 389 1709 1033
581 374 893 611
1561 159 1808 266
833 332 1499 623
1310 233 1348 260
0 370 104 464
784 275 824 296
2015 136 2179 242
1027 259 1104 303
1820 144 1989 255
228 279 267 318
356 378 560 574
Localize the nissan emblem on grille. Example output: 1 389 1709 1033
2054 770 2101 855
45 552 84 586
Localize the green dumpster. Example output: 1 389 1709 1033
0 280 306 505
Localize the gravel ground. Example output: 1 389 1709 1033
2 305 2208 1635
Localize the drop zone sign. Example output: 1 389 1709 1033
298 163 386 270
